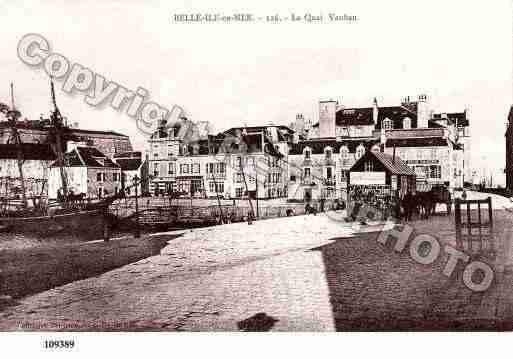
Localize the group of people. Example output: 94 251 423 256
400 186 456 222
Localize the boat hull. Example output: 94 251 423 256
0 208 107 240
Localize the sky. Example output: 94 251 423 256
0 0 511 178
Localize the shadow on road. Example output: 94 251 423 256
311 231 513 331
237 312 279 331
0 234 181 301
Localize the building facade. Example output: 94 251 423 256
146 122 293 199
0 143 56 199
287 95 468 202
48 146 121 199
506 106 513 191
0 120 132 157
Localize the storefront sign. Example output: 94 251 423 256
350 171 386 185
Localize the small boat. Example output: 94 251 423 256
0 82 114 241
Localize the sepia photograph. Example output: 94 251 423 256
0 0 512 356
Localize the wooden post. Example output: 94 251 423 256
467 201 472 252
133 175 141 238
488 196 494 252
455 198 462 249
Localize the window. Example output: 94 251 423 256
236 188 244 197
340 146 349 159
168 162 175 175
340 170 347 180
304 167 311 177
193 163 200 174
113 172 119 181
209 181 224 193
304 148 311 160
97 173 103 181
325 148 332 160
364 161 373 172
180 164 189 174
326 167 333 179
383 118 392 130
430 148 437 160
290 175 296 182
154 153 158 158
403 117 411 129
206 162 225 175
429 165 441 179
153 162 159 177
356 144 365 159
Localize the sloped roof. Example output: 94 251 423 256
312 104 419 129
70 128 128 137
0 143 56 160
223 125 293 136
432 111 468 126
385 137 449 147
289 137 380 155
372 151 415 175
51 146 119 168
351 150 415 176
115 158 142 171
113 151 142 158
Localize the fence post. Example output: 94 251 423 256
455 198 462 249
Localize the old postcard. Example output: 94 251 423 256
0 0 512 356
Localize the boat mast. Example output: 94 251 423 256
49 81 69 199
8 83 28 209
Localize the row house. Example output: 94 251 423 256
112 151 148 196
288 94 468 201
147 121 293 199
48 146 121 199
287 138 379 202
0 143 56 199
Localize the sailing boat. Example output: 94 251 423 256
0 82 114 240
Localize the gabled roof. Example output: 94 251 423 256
51 146 119 168
371 151 415 175
351 150 415 176
115 158 142 171
432 111 468 126
0 143 56 160
312 104 418 129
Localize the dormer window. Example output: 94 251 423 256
340 145 349 159
356 144 365 159
403 117 411 129
304 147 311 160
325 147 332 160
383 118 392 130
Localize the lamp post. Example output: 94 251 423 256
133 174 141 238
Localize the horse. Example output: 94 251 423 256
305 203 317 215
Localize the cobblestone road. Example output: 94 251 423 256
0 192 512 331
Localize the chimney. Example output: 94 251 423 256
417 94 429 128
372 97 379 125
319 99 337 138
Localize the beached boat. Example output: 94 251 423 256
0 82 113 240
